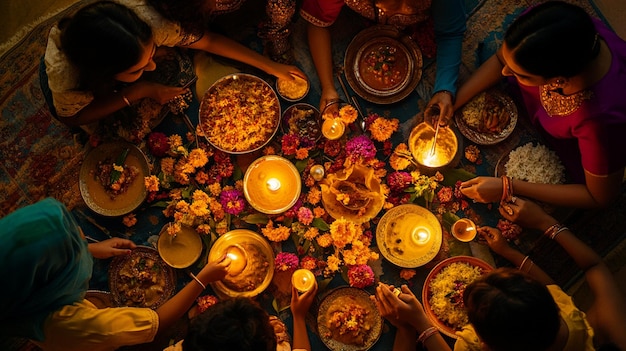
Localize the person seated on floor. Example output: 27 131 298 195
0 198 231 351
146 0 298 63
44 0 304 142
372 197 626 351
453 1 626 208
164 290 317 351
300 0 467 120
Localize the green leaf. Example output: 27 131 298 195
109 148 130 185
271 298 291 313
312 218 330 231
441 212 460 232
150 201 169 208
242 213 269 224
232 166 243 181
441 168 476 186
295 159 309 173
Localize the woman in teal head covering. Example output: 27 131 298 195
0 198 231 351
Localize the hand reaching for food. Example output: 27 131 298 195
88 237 136 259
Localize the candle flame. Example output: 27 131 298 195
226 252 239 261
412 227 431 245
266 178 281 191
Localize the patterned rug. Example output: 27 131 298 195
1 0 623 350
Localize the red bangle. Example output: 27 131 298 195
417 326 439 345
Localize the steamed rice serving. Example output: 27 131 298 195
428 262 484 330
505 143 565 184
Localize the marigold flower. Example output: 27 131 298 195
400 269 417 280
347 264 375 288
188 148 209 168
190 200 210 217
176 200 190 213
437 187 453 203
194 170 209 184
316 233 333 248
300 256 318 271
196 224 212 235
325 254 341 273
307 187 322 205
465 145 481 163
207 183 222 197
122 213 137 227
160 157 175 175
313 206 326 218
262 220 291 242
169 134 183 149
144 175 160 192
167 222 182 236
330 218 359 249
339 105 358 124
368 117 399 142
263 146 276 155
303 227 320 241
295 148 309 160
275 252 299 272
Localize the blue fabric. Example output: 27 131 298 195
0 198 92 341
432 0 468 96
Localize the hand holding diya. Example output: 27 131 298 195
292 269 316 293
225 244 248 276
321 101 358 140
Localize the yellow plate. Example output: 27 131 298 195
79 141 149 216
157 223 203 269
376 204 442 268
208 229 274 298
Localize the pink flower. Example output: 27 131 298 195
275 252 299 272
281 134 300 155
219 189 245 215
386 171 413 192
346 135 376 162
347 264 375 288
497 219 523 241
297 207 314 225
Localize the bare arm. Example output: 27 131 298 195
454 53 504 110
290 283 318 351
185 31 305 81
306 23 340 112
154 257 230 333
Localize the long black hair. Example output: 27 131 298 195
463 268 561 351
504 1 600 78
59 1 153 91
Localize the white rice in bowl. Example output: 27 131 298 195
428 262 484 329
505 143 565 184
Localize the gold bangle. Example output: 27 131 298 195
189 272 206 290
122 95 131 107
551 226 569 240
417 326 439 345
519 255 530 270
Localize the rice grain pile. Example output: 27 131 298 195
505 143 565 184
428 262 484 330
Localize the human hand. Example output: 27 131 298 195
268 62 307 82
460 176 503 203
372 283 430 330
319 88 340 114
290 282 318 320
134 81 188 105
425 91 454 126
498 197 556 231
88 237 136 259
478 226 514 256
199 255 231 283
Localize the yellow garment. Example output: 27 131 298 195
32 299 158 351
454 285 594 351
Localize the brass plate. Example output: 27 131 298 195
199 73 280 154
109 246 176 309
208 229 275 298
317 287 383 351
455 90 518 145
79 141 149 217
421 256 493 338
344 25 423 104
157 223 203 269
376 204 442 268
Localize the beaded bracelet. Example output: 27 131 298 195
189 272 206 290
417 326 439 345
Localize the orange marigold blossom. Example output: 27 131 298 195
329 218 359 249
295 148 309 160
313 206 325 218
262 220 291 242
144 175 160 192
316 233 333 248
368 117 399 142
400 269 417 280
122 213 137 227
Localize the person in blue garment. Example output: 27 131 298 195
301 0 467 123
0 198 231 351
372 197 626 351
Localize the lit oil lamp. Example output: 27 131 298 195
321 117 345 140
409 122 458 171
225 244 248 276
451 218 477 242
412 226 432 246
243 155 302 214
291 268 316 293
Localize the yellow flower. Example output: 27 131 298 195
189 148 209 168
196 224 212 235
368 117 399 142
161 157 175 175
190 200 210 217
207 183 222 197
303 227 319 241
316 233 333 248
326 254 341 272
261 220 291 242
144 175 160 192
342 249 357 266
175 200 190 213
307 187 322 205
389 153 412 171
192 189 210 203
169 134 183 148
339 105 357 124
330 218 358 249
167 222 182 236
113 164 124 173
